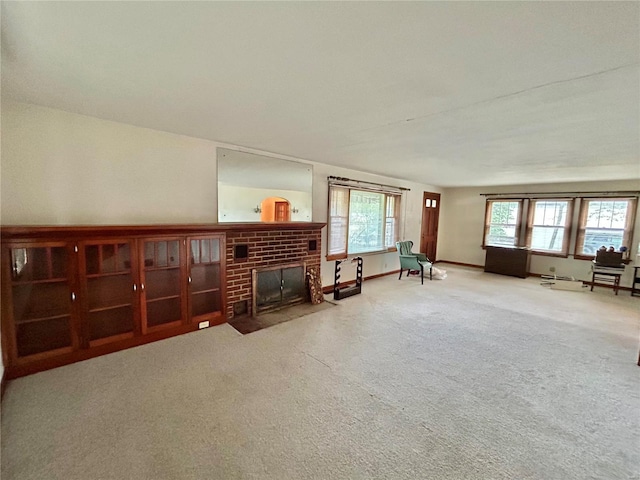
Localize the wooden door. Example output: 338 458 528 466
275 201 290 222
139 237 186 334
420 192 441 261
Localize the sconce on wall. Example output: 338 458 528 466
291 207 299 214
253 205 262 213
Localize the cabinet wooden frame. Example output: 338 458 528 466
187 235 226 325
1 240 81 366
1 227 227 379
78 237 140 348
138 236 188 335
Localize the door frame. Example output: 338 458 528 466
420 191 441 261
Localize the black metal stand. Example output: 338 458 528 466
632 266 640 297
334 257 363 300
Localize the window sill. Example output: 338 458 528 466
530 251 569 258
326 248 396 261
574 254 632 264
574 254 595 261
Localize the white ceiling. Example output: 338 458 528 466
2 2 639 187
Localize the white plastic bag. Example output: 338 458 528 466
431 266 447 280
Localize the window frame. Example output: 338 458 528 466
525 198 575 257
327 184 402 261
574 197 637 260
482 199 524 248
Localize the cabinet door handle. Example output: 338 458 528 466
133 284 137 292
140 283 145 291
71 292 76 302
188 276 192 284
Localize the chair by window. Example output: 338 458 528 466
591 250 625 295
396 240 432 284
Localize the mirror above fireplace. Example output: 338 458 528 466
217 148 313 223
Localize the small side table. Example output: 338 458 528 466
591 262 624 295
632 266 640 297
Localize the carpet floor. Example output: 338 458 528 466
1 265 639 479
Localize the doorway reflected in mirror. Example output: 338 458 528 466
259 197 291 222
217 148 312 223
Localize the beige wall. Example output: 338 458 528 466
439 180 640 287
1 102 220 225
0 102 440 289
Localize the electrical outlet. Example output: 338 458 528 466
198 321 210 329
549 266 556 273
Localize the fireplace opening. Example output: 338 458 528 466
252 263 306 315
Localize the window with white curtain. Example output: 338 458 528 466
327 182 401 260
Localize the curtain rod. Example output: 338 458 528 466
480 191 640 198
328 176 410 191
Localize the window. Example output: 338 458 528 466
575 198 637 257
483 195 637 259
327 184 401 259
328 186 349 257
483 200 523 247
526 199 574 255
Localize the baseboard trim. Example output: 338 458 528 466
530 272 634 292
320 262 637 295
436 260 484 269
322 270 400 294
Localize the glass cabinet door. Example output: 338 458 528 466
188 236 223 323
140 238 184 332
8 243 76 358
81 240 137 345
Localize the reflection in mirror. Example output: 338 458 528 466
217 148 313 222
11 248 27 279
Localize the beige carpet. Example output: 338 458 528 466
2 265 639 479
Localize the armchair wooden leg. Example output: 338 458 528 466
420 265 424 285
398 269 403 280
429 267 432 280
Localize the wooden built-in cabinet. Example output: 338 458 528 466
80 239 139 346
188 236 223 324
140 237 185 333
1 226 226 378
5 242 78 360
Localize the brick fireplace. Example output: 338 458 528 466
225 223 324 319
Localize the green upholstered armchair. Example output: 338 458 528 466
396 240 432 284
